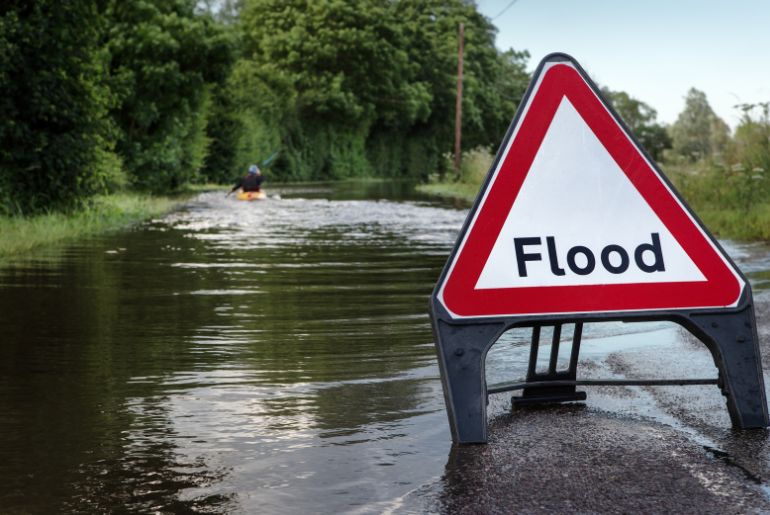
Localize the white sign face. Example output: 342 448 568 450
475 97 705 289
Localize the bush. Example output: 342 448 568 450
106 0 233 192
438 146 494 186
0 2 116 215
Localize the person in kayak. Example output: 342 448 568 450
229 164 265 195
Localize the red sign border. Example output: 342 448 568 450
439 60 743 319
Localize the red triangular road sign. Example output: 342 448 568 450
437 54 744 319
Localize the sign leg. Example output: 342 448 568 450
433 320 505 444
687 306 769 429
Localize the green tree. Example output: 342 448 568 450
239 0 431 180
602 88 671 161
732 102 770 169
725 102 770 205
0 1 117 215
382 1 529 178
669 87 730 162
106 0 233 192
236 0 529 181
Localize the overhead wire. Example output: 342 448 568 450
490 0 520 20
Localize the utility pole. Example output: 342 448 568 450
454 22 464 173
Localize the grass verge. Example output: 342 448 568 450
416 147 492 205
0 193 184 259
416 182 478 204
688 205 770 241
666 163 770 241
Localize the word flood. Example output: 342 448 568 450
513 233 665 277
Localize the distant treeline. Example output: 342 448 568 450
602 85 770 221
2 1 767 218
0 0 530 215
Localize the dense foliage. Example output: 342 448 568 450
0 1 115 215
0 0 531 212
0 0 231 213
221 0 530 182
106 0 233 192
2 0 769 225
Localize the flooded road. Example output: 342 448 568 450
1 182 770 513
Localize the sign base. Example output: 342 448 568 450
431 293 768 444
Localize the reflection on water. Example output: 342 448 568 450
0 181 768 513
0 183 457 513
733 240 770 290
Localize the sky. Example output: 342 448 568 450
475 0 770 129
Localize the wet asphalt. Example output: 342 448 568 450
400 288 770 514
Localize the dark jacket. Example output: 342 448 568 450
231 173 265 193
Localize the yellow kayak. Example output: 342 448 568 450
235 190 267 201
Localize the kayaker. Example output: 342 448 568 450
228 164 265 196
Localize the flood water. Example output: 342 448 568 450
1 182 769 513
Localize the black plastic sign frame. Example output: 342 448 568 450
430 53 768 444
